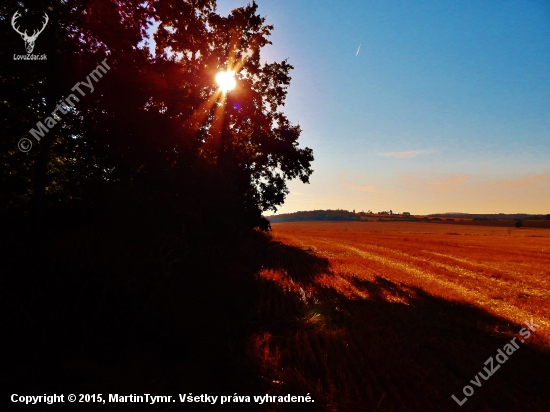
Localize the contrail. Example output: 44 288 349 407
356 43 361 56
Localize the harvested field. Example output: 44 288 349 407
251 221 550 411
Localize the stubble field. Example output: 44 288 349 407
251 221 550 411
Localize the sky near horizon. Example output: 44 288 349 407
216 0 550 215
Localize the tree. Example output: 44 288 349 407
1 1 93 225
1 0 313 233
514 220 523 229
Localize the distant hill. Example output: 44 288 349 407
267 209 361 223
267 210 550 224
429 213 550 220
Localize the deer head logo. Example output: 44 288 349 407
11 11 49 54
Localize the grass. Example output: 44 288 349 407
2 223 269 411
248 221 550 411
3 220 550 411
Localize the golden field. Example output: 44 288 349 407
250 221 550 411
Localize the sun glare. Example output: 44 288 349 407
215 71 236 92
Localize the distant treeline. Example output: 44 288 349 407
429 213 550 220
267 211 550 223
267 209 360 223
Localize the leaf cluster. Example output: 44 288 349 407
1 0 313 233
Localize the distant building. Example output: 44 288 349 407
403 212 411 216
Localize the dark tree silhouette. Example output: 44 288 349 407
258 216 271 232
0 0 313 399
1 0 313 233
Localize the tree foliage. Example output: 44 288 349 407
1 0 313 233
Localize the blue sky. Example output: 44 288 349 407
216 0 550 214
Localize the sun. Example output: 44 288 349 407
215 70 236 92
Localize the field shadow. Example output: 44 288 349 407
1 227 270 412
249 240 550 411
3 228 549 412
